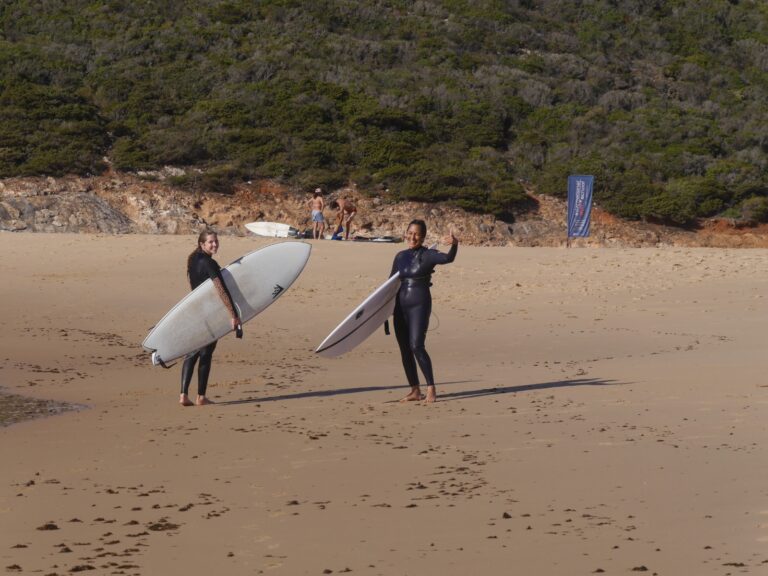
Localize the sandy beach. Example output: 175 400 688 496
1 232 767 575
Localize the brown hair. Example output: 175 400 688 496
187 229 217 280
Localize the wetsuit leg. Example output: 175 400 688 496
196 341 217 396
405 299 434 386
180 351 200 395
393 303 420 387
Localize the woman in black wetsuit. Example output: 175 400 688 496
180 230 241 407
390 220 458 403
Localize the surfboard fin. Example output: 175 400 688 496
151 352 176 369
384 319 390 335
235 324 243 339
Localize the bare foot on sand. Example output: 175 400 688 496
180 394 194 407
423 385 437 404
399 387 425 402
195 396 214 406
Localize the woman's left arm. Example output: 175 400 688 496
432 232 458 265
213 276 240 331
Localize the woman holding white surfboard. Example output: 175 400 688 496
390 220 458 403
179 230 241 407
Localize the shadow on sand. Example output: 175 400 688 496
432 378 624 402
217 380 476 406
217 377 622 406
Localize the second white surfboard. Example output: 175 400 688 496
315 273 401 358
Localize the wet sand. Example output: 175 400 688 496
1 233 767 575
0 392 78 428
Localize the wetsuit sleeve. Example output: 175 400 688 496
428 242 458 266
390 254 399 278
200 257 221 281
446 242 457 262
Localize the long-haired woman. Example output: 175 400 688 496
179 230 240 406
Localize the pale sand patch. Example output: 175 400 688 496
1 233 767 575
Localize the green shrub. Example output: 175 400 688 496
737 197 768 223
1 0 767 223
110 137 153 171
0 81 108 176
200 164 247 194
640 191 698 226
639 176 727 226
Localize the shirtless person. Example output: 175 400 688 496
308 188 325 239
329 197 357 240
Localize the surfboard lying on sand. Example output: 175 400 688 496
315 272 401 357
352 235 402 243
143 242 311 366
244 221 298 238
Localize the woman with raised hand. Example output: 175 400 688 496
389 219 458 403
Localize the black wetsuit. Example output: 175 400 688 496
389 243 457 388
181 251 235 397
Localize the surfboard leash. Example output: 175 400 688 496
157 358 177 370
429 311 440 331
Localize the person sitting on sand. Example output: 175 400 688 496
389 219 458 404
308 188 326 240
179 230 241 407
329 198 357 240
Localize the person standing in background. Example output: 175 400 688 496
308 188 326 239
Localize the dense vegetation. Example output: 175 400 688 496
1 0 767 224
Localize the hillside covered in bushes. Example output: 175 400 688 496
1 0 767 225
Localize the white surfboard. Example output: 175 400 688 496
371 236 402 243
244 221 298 238
143 242 311 366
315 272 401 358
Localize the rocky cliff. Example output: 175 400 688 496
2 171 768 247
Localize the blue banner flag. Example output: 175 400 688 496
567 175 594 238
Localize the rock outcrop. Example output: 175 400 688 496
0 173 516 244
2 171 768 247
